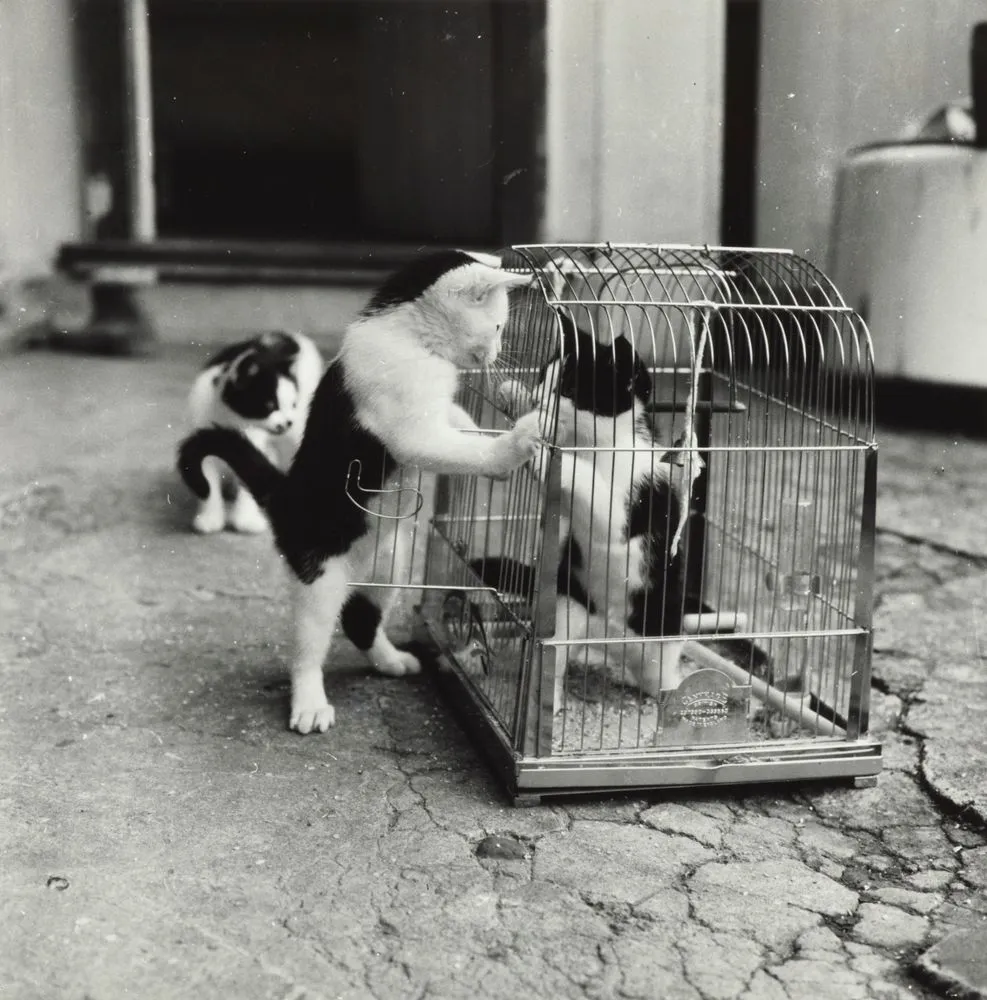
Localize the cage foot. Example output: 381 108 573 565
852 775 879 789
512 793 543 808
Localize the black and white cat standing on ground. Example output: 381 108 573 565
185 331 323 534
179 251 540 734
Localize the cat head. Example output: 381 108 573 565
535 312 652 417
221 332 301 434
362 249 532 368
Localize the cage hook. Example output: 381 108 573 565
344 459 424 520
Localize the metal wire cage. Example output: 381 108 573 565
415 243 879 803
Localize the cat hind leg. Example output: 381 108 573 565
553 596 613 710
631 640 687 698
558 597 687 699
343 522 421 677
191 456 226 534
341 590 421 677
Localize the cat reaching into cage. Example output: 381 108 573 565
183 330 324 534
178 250 540 734
479 316 694 708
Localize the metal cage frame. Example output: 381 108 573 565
412 242 880 803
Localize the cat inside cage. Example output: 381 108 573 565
418 245 876 774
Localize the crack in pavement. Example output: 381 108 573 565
875 525 987 567
900 716 987 829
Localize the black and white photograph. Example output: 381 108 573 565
2 1 987 997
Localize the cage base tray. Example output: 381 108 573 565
508 742 884 801
424 635 882 805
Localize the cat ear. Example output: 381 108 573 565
494 270 534 290
260 330 290 348
605 334 650 400
259 330 299 359
632 358 653 402
461 269 532 302
460 249 504 269
455 250 533 290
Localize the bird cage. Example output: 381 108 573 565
408 243 879 804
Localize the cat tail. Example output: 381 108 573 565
177 427 283 507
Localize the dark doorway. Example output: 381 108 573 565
150 1 365 242
720 0 761 247
77 0 545 248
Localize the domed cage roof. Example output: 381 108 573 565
498 243 875 447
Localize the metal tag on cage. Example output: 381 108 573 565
658 669 751 746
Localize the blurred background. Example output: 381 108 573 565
1 0 985 406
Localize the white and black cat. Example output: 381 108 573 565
476 317 692 707
178 250 540 734
185 330 323 534
478 316 772 710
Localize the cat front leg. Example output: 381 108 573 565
448 402 480 430
342 521 421 677
229 484 269 534
389 412 542 480
341 591 421 677
288 560 349 734
546 396 578 447
191 456 226 534
489 412 544 477
495 380 532 419
497 382 577 447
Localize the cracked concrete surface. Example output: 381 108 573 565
2 350 986 999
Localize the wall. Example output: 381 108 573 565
0 0 728 270
543 0 725 244
0 0 84 277
757 0 987 266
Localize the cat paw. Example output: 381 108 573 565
515 410 545 457
289 699 336 734
632 643 687 698
637 667 685 698
230 507 269 534
494 411 542 476
191 507 226 534
496 379 531 418
371 649 422 677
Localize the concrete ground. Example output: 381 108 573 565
2 345 987 1000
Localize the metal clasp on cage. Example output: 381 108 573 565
440 590 491 675
344 459 425 520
